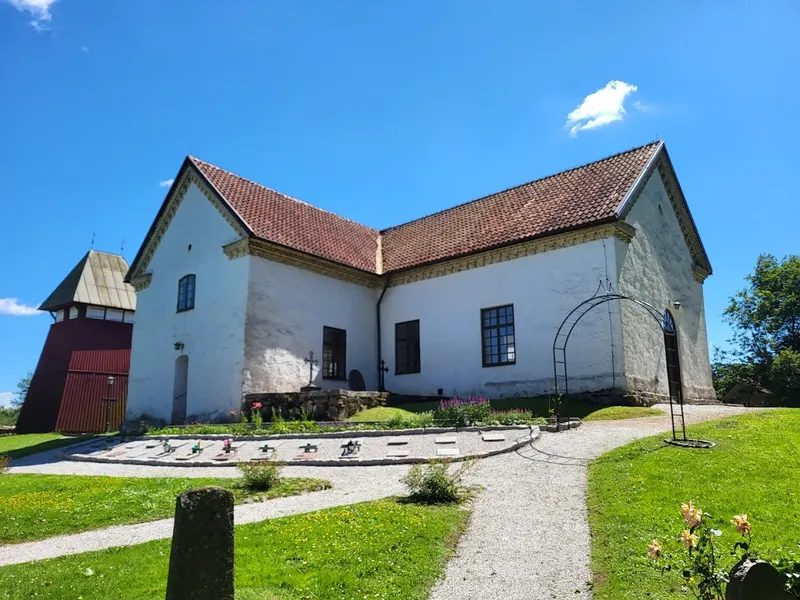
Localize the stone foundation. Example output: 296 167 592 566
245 389 388 421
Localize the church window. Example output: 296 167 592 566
322 326 346 380
69 306 79 320
177 275 196 312
481 304 515 367
395 320 420 374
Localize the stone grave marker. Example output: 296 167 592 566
435 435 457 444
482 432 506 442
348 369 366 392
386 448 410 458
295 441 321 460
339 439 362 459
165 486 234 600
387 436 411 445
124 441 145 449
726 559 794 600
437 448 460 457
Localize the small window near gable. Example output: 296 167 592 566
322 326 346 380
177 275 196 312
69 306 79 320
395 320 420 375
55 309 64 322
86 306 106 320
106 309 124 322
481 304 516 367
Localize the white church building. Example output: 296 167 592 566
125 141 716 424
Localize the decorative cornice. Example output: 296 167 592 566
692 264 711 284
130 167 249 280
231 238 383 289
130 273 152 292
388 222 636 287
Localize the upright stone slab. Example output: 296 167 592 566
165 486 234 600
726 559 794 600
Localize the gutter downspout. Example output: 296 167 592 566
376 277 390 392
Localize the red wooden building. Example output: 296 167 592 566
16 251 136 433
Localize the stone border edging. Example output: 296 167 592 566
58 429 542 468
137 424 535 441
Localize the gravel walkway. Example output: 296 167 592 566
3 403 758 595
429 403 758 600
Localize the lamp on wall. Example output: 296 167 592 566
174 342 184 351
672 301 682 311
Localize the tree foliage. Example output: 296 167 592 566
13 371 32 409
716 254 800 404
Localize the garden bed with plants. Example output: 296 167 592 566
145 396 548 437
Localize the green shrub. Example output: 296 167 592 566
237 460 281 491
0 455 9 475
401 459 473 504
0 407 19 428
434 397 490 425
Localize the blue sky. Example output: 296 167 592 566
0 0 797 403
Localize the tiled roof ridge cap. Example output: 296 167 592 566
379 139 662 234
188 156 380 236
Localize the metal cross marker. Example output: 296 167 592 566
378 359 389 392
304 351 319 386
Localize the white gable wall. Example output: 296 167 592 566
617 171 715 402
127 183 249 423
242 256 378 393
380 239 626 398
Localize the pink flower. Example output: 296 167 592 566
252 402 262 409
731 514 751 536
680 502 703 528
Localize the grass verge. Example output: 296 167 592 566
0 499 469 600
346 406 417 422
0 434 93 460
0 474 329 545
582 406 665 421
587 409 800 599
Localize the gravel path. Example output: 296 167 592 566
0 463 408 566
429 403 758 600
3 403 758 594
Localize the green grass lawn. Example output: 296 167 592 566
587 409 800 599
0 474 330 545
0 499 469 600
346 406 417 422
582 406 665 421
0 433 93 460
396 397 664 420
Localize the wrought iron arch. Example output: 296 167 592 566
552 281 687 441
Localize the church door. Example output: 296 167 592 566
663 310 683 403
172 355 189 425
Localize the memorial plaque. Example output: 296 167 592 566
436 448 460 457
294 452 318 460
435 435 457 444
482 433 506 442
387 436 411 445
386 448 410 458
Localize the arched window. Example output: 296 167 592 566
663 310 682 401
177 275 196 312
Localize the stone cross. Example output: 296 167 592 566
165 486 234 600
304 351 319 386
378 359 389 392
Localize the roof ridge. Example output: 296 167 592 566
379 140 662 233
188 156 380 235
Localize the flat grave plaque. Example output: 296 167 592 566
340 440 363 459
436 448 460 457
434 436 457 444
294 452 319 461
124 442 145 449
482 433 506 442
145 441 160 448
386 448 410 458
387 437 411 445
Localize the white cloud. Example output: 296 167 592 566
632 100 652 113
159 179 174 188
7 0 58 31
0 392 15 407
0 298 40 316
566 80 639 137
80 45 88 53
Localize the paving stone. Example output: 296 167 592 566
436 448 460 457
482 433 506 442
387 437 411 445
435 436 457 444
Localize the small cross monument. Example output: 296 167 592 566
301 350 321 392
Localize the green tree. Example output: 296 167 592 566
13 371 32 408
719 254 800 405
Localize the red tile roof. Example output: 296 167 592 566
189 157 380 272
186 141 662 275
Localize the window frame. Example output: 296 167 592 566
322 326 347 380
395 319 421 375
481 304 516 367
177 274 196 313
